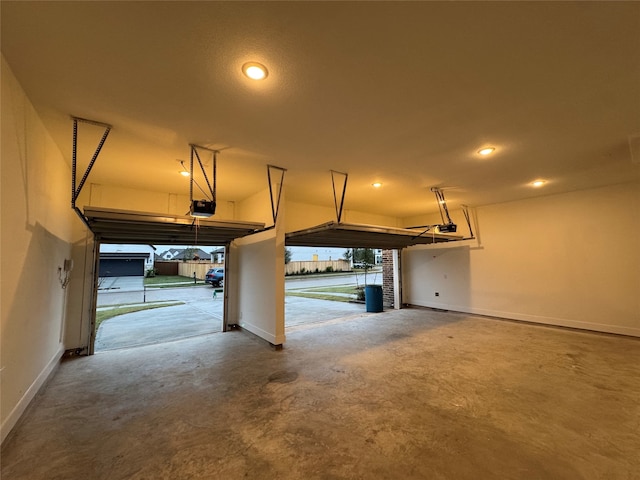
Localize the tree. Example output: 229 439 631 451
284 247 292 264
353 248 374 268
182 247 195 262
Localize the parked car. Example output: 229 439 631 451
205 268 224 287
353 262 374 269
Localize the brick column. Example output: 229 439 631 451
382 249 394 307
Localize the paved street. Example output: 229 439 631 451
95 272 381 352
284 270 382 290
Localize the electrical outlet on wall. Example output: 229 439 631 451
63 259 74 272
435 292 440 297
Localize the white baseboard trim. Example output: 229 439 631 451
410 302 640 338
239 321 286 346
1 345 64 445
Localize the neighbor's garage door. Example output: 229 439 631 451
99 259 144 277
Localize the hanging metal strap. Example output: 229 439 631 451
410 224 435 241
267 164 287 225
71 116 112 208
431 187 454 225
70 116 112 229
331 170 348 223
189 144 217 202
461 204 474 239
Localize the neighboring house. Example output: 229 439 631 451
156 247 221 262
157 248 182 261
211 247 225 264
172 248 211 261
99 244 155 277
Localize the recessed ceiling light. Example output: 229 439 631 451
242 62 268 80
532 180 546 187
372 182 382 188
478 147 495 156
178 160 190 176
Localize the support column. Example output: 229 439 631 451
382 249 403 309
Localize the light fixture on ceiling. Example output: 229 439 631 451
178 160 190 176
478 147 495 156
372 182 382 188
242 62 268 80
531 179 546 188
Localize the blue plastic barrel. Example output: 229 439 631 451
364 285 383 312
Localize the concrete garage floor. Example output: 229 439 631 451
2 309 639 479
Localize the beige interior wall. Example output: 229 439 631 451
342 209 402 228
228 220 286 345
284 201 335 232
78 183 402 232
236 187 274 225
1 57 78 442
85 184 237 219
403 182 640 336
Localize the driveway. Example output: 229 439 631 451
98 276 144 292
96 274 375 352
96 282 223 351
95 301 223 351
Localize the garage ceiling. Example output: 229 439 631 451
1 2 639 220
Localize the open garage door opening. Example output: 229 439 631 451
95 243 227 353
284 246 393 331
282 219 470 334
80 207 264 354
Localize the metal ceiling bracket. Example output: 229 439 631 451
189 144 217 202
431 187 453 225
431 187 458 233
188 145 217 217
71 116 112 228
331 170 348 223
461 204 475 239
410 225 436 241
267 164 287 226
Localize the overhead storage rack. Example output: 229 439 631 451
84 206 264 245
285 221 463 249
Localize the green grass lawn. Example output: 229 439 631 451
297 285 360 294
144 275 207 287
286 285 363 302
96 302 184 331
285 291 354 303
